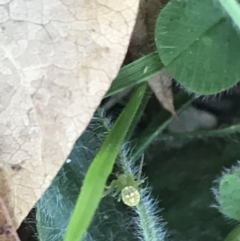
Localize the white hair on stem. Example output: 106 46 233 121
210 160 240 225
96 108 168 241
116 143 167 241
134 186 167 241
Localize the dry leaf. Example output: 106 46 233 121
148 70 176 115
0 0 140 228
129 0 175 114
0 198 20 241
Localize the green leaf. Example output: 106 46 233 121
37 125 135 241
155 0 240 95
219 171 240 221
36 128 99 241
105 52 164 97
36 164 82 241
64 83 148 241
224 226 240 241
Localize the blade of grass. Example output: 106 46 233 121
132 91 193 159
64 83 148 241
105 52 164 97
218 0 240 31
125 86 152 141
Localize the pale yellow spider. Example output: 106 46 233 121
103 155 144 207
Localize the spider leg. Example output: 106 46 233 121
137 154 144 184
117 193 122 202
103 180 117 197
138 179 145 185
112 189 120 198
105 179 117 189
103 189 113 197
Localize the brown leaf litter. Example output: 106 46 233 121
0 0 140 229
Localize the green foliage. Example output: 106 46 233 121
105 52 163 97
64 83 148 241
224 226 240 241
36 1 240 241
37 102 168 241
36 132 93 241
37 123 136 241
218 166 240 221
155 0 240 94
148 137 240 241
132 91 193 159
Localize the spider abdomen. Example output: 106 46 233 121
121 186 140 207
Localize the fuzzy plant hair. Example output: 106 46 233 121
211 160 240 223
106 114 168 241
36 108 167 241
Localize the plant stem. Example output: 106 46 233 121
132 91 193 159
161 123 240 140
135 188 166 241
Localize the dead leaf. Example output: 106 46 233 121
129 0 175 114
148 70 176 115
0 0 140 228
0 198 20 241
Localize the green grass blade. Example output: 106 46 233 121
132 91 193 159
125 87 152 141
105 52 164 97
218 0 240 31
64 83 148 241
